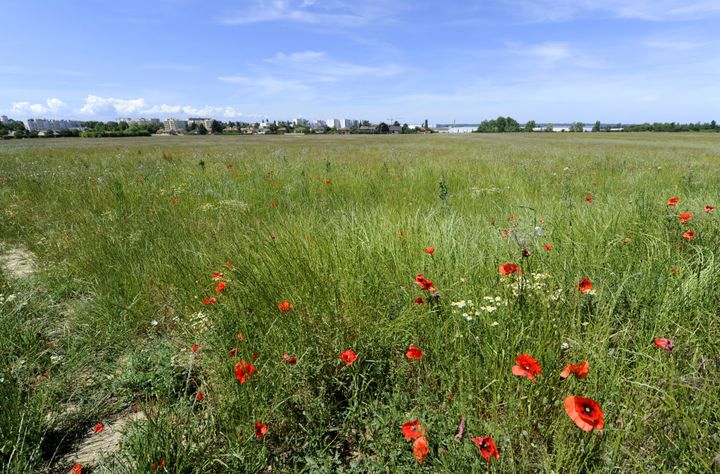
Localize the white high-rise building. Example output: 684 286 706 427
339 119 357 129
326 118 341 129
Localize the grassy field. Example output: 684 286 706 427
1 133 719 473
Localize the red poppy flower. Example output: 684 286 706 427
560 361 590 379
203 297 218 305
678 213 692 225
564 395 604 432
667 197 680 206
255 421 267 438
229 347 238 357
227 164 233 168
471 436 499 462
281 353 297 365
234 360 255 384
682 230 695 240
413 436 429 465
271 201 279 207
196 391 204 401
508 214 517 222
71 464 83 474
277 300 293 312
340 349 357 366
544 244 553 251
653 338 675 352
211 272 224 281
192 343 200 353
415 274 437 292
585 197 593 203
425 247 435 254
704 205 714 213
578 278 593 294
236 332 245 342
399 230 406 237
325 179 331 186
402 420 426 440
93 422 104 433
151 458 165 471
405 344 423 359
498 263 520 276
215 281 227 293
414 297 425 304
501 230 510 238
251 351 259 361
512 353 542 381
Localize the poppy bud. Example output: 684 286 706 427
522 248 531 258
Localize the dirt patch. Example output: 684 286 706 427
61 411 146 469
0 246 36 278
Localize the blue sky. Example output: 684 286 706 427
2 0 720 124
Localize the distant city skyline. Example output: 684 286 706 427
2 1 720 123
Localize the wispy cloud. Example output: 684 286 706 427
217 74 312 97
265 50 403 79
218 50 403 99
218 0 387 26
511 0 720 22
524 43 573 62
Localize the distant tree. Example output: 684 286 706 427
712 120 717 129
505 117 520 132
544 123 554 132
119 121 129 131
211 120 224 134
393 120 400 127
188 122 197 132
524 120 537 132
197 123 208 135
592 120 601 132
477 119 497 133
495 116 507 132
376 122 389 134
570 122 585 132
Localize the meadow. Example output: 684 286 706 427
1 133 719 473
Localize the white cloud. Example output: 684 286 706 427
142 104 182 114
79 95 147 115
11 102 48 114
44 95 246 119
10 98 67 116
46 98 67 113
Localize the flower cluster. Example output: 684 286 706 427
511 353 604 432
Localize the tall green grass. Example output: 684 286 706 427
1 134 719 472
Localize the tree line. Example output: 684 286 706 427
475 117 720 133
